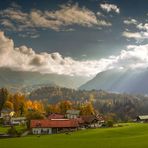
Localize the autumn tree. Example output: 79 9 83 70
58 100 72 114
80 101 95 115
89 94 95 103
11 93 26 116
0 88 9 114
25 100 45 113
4 100 14 110
45 104 60 114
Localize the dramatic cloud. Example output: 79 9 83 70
123 19 148 41
100 3 120 13
0 3 111 37
0 32 148 77
113 44 148 69
0 31 112 77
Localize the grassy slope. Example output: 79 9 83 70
0 123 148 148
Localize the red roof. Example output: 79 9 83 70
31 119 79 128
48 114 65 120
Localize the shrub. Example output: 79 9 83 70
7 126 17 136
107 120 114 127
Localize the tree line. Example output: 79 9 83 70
1 87 148 122
0 88 95 119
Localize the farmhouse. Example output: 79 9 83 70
0 109 15 125
31 119 79 134
81 115 104 128
11 117 27 125
137 115 148 122
0 109 15 118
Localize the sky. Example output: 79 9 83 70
0 0 148 77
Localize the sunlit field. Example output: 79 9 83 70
0 123 148 148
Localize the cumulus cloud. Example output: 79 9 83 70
0 3 111 37
123 19 138 25
122 30 148 41
137 23 148 31
114 44 148 69
0 31 112 77
122 31 143 39
100 3 120 13
123 19 148 42
0 31 148 77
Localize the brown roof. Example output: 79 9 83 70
75 118 84 124
31 119 79 128
48 114 65 120
81 115 98 123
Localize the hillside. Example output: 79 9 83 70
0 68 90 92
29 86 148 121
80 68 148 94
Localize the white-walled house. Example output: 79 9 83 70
66 110 80 119
11 117 27 125
32 127 52 134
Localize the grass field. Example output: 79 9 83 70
0 123 148 148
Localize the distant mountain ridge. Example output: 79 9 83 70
0 67 90 92
79 68 148 94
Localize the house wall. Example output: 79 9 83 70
11 117 27 125
66 114 78 119
90 123 102 128
32 128 52 134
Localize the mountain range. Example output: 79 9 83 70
80 68 148 94
0 67 90 92
2 67 148 95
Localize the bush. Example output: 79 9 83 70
7 126 17 136
107 120 114 127
17 130 23 137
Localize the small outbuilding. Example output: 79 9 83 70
137 115 148 122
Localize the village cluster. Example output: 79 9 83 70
0 109 105 135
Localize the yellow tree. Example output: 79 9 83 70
80 101 95 115
45 104 60 114
4 101 14 110
25 100 44 113
11 93 26 116
58 100 72 114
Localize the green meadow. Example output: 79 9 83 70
0 123 148 148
